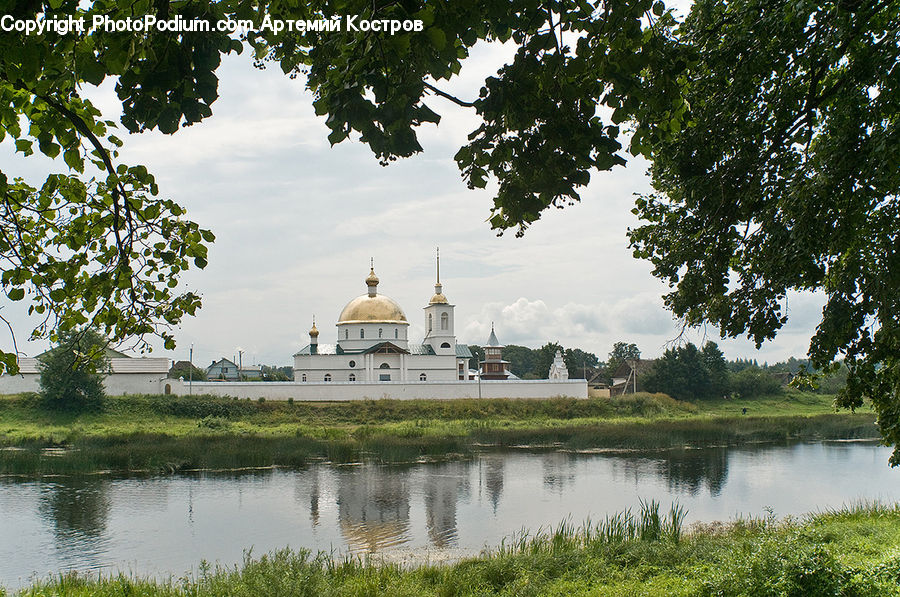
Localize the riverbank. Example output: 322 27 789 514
9 503 900 596
0 392 880 474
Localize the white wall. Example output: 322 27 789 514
167 379 588 400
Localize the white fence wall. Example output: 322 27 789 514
167 379 588 400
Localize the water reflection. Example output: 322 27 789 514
655 448 729 496
479 455 505 513
423 462 470 547
4 441 900 589
38 478 111 540
337 464 411 552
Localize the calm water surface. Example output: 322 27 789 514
2 440 899 588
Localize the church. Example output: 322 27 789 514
292 258 473 383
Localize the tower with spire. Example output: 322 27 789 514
424 248 457 357
480 323 510 380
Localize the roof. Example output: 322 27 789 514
208 358 237 369
338 293 409 324
484 326 503 348
10 357 169 375
294 343 337 356
409 344 436 355
456 344 473 358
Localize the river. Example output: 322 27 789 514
2 440 899 588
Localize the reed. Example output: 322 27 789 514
11 503 900 596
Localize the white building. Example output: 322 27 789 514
293 262 472 383
549 350 569 380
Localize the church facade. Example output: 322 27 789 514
292 262 472 384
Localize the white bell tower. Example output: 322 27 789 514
424 248 456 356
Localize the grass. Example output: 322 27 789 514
8 502 900 596
0 391 880 474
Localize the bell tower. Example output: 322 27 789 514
424 248 456 356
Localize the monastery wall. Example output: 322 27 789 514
166 379 588 400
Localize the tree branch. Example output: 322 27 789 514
423 82 476 108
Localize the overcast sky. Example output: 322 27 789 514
1 34 826 368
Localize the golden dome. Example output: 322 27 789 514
309 322 319 337
365 268 379 286
429 292 449 304
338 294 408 324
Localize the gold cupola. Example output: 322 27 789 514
338 262 408 324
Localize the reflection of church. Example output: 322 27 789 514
293 256 473 383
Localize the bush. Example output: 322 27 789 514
731 367 783 398
38 328 109 411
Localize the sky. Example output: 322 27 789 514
0 30 827 368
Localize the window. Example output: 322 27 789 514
348 360 356 368
345 329 348 340
394 329 398 339
349 374 356 382
301 374 307 382
427 313 432 332
419 373 427 381
379 374 391 381
441 312 448 330
441 342 451 349
378 328 383 338
324 373 332 382
380 363 390 369
360 328 365 339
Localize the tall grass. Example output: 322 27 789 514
11 503 900 596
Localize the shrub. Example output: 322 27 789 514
38 328 109 411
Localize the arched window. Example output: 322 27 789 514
394 328 398 339
380 363 390 369
164 383 171 395
441 342 451 349
360 328 365 339
301 374 307 382
324 373 332 382
344 329 348 340
427 313 432 332
349 374 356 382
419 373 427 381
441 312 449 330
378 328 383 338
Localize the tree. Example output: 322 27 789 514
168 361 207 381
643 341 727 401
533 342 564 379
627 0 900 462
605 342 641 379
731 367 782 400
502 345 538 379
38 328 109 410
563 347 599 379
0 0 222 375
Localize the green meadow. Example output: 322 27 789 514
0 391 880 474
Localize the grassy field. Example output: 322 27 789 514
8 502 900 596
0 391 880 474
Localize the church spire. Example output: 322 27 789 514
429 247 448 304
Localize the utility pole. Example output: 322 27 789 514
189 343 193 395
238 349 243 381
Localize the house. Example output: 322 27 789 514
207 358 240 381
609 359 656 396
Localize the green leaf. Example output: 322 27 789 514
7 288 25 301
